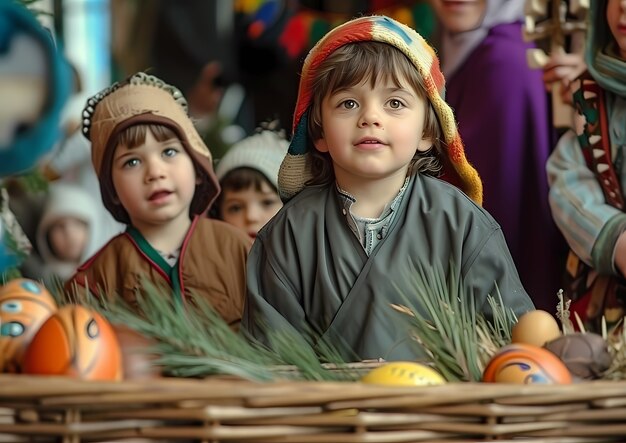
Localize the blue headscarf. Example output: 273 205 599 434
0 1 71 175
586 0 626 97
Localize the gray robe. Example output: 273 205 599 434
243 174 534 361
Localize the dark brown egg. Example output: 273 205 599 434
544 332 612 379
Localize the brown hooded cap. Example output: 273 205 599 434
81 72 219 224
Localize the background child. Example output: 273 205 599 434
243 15 534 361
214 123 288 240
65 73 250 328
547 0 626 329
36 183 100 285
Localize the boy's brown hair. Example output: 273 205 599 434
306 41 442 187
277 15 482 204
213 167 277 219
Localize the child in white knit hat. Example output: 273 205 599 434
214 123 288 240
36 183 101 286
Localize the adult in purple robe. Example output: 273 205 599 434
430 0 563 311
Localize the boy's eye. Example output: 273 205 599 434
163 148 178 158
123 158 140 168
389 99 404 109
341 99 358 110
225 204 243 214
262 198 280 208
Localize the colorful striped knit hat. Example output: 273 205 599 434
278 15 483 204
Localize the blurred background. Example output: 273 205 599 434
32 0 436 154
7 0 436 282
7 0 572 314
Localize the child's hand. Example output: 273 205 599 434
542 52 587 105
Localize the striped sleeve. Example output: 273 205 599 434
547 130 624 272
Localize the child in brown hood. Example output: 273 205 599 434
65 73 250 328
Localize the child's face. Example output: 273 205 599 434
430 0 487 34
313 75 431 191
49 216 88 262
111 130 197 232
607 0 626 60
219 181 282 239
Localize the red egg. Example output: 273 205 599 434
0 278 57 372
22 305 123 380
483 343 572 384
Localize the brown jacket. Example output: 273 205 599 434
66 216 250 327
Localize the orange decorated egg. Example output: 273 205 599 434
0 278 57 372
22 305 123 380
483 343 572 384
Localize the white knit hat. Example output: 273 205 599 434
215 129 289 190
36 182 101 280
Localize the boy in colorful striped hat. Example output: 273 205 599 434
243 15 534 360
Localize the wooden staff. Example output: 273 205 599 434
523 0 588 128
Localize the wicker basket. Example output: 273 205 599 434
1 374 626 442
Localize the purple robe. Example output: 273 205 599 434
445 22 564 311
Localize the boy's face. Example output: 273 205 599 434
49 216 88 262
111 130 197 233
313 76 431 191
429 0 487 34
219 181 282 239
607 0 626 60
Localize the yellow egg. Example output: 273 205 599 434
511 310 561 347
361 362 446 386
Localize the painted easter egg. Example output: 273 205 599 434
361 361 446 386
22 304 122 380
511 310 562 347
0 278 57 372
483 343 572 384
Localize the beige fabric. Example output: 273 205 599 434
65 217 250 328
278 153 312 200
89 84 211 176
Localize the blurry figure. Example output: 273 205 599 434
41 62 124 245
187 61 224 118
214 123 288 239
191 60 250 160
42 129 124 242
429 0 563 311
36 183 100 285
0 2 71 274
111 1 253 159
547 0 626 330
